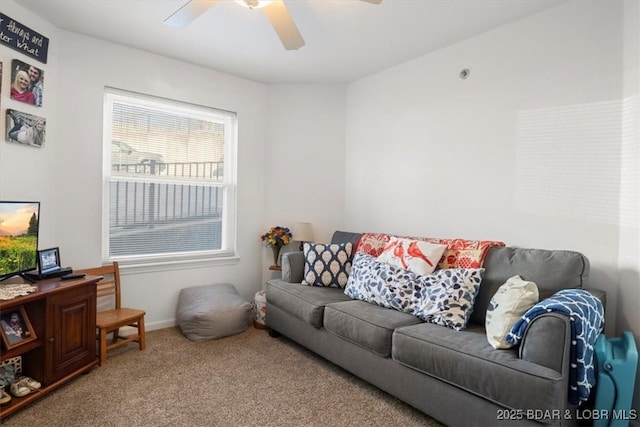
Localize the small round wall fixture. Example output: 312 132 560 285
460 68 470 79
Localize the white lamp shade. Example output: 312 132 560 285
293 222 314 243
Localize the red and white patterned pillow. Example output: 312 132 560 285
376 237 446 276
355 232 504 269
422 238 504 269
355 233 391 257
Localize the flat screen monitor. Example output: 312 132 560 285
0 201 40 281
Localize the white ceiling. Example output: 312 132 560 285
14 0 564 84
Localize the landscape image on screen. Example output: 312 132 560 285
0 202 39 278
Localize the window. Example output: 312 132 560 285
103 88 237 264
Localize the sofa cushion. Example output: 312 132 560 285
330 230 363 247
470 246 590 326
266 280 351 328
324 300 422 357
302 242 353 288
392 322 565 412
485 275 539 349
376 237 446 276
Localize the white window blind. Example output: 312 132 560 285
103 88 236 263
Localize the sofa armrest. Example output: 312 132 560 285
519 288 606 373
281 251 305 283
519 313 571 373
584 287 607 311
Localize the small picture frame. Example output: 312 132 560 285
11 59 44 107
38 247 61 275
5 109 46 147
0 306 36 350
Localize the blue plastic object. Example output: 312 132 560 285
593 331 638 427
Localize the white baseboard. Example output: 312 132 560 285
146 318 176 331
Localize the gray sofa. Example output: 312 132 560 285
265 231 606 426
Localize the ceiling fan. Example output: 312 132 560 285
163 0 382 51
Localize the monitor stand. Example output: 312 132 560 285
20 272 40 283
0 271 38 283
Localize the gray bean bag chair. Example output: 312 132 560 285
177 283 251 341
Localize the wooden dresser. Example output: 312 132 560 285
0 276 100 418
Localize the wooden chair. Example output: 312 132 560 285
76 262 146 366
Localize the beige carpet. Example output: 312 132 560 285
3 326 443 426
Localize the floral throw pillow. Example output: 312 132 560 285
355 233 391 257
412 267 485 330
355 233 504 269
345 252 425 313
302 242 353 288
376 237 446 276
345 252 485 330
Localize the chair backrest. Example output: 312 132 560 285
76 262 122 311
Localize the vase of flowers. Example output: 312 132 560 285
261 226 292 266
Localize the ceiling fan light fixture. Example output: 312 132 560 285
235 0 273 9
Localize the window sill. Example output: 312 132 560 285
111 253 240 275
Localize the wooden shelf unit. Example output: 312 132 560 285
0 276 100 418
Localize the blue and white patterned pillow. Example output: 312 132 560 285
412 267 485 330
302 242 353 288
345 252 484 330
345 252 424 312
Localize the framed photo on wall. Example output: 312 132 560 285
6 109 46 147
10 59 44 107
0 306 36 350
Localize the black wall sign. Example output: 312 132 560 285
0 13 49 64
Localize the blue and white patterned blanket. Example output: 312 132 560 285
506 289 604 406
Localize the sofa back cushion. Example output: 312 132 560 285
470 246 590 325
331 231 591 327
331 230 363 247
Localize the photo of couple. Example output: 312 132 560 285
10 59 44 107
6 109 46 147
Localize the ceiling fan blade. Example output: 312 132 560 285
360 0 382 3
263 1 305 51
163 0 218 28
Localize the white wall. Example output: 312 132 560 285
0 4 60 251
346 0 639 414
259 84 347 284
619 0 640 417
1 2 348 330
263 84 347 244
346 0 624 327
1 0 271 330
